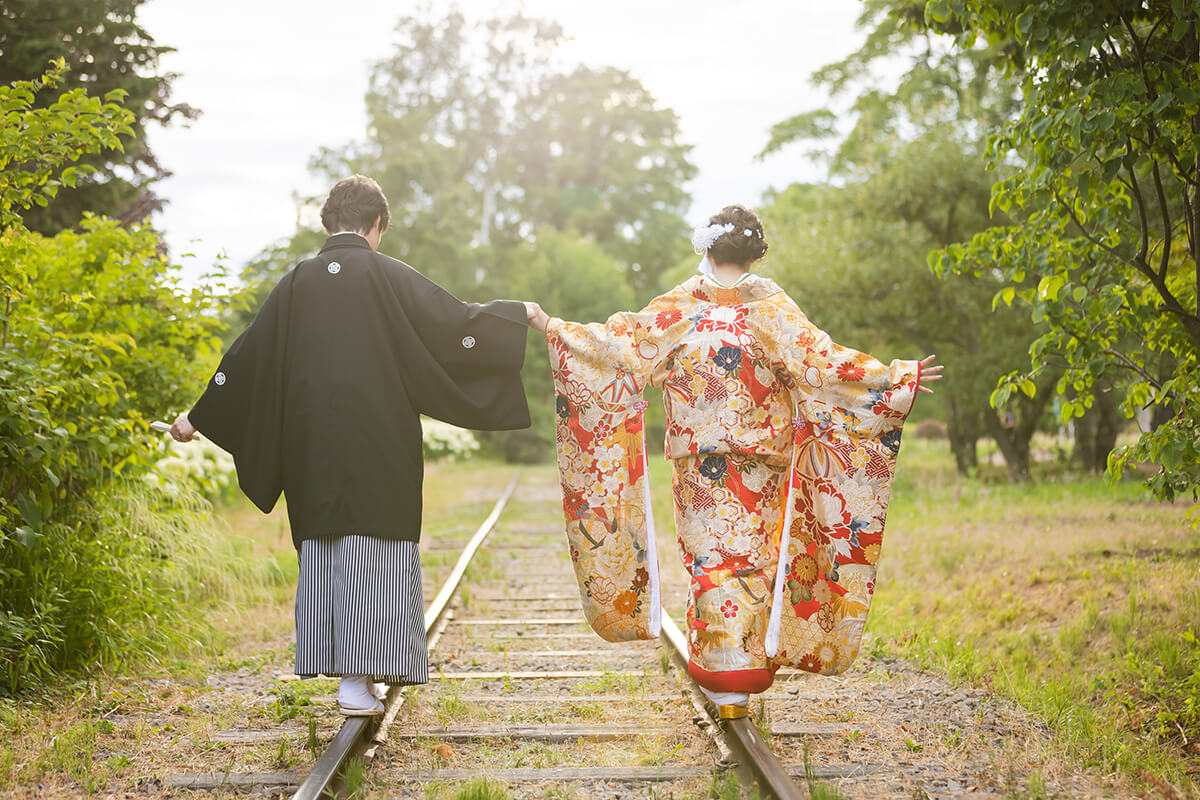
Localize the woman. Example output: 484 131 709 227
528 205 940 715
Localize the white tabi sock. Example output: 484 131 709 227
338 675 380 710
699 686 749 707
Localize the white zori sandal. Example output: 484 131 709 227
338 676 385 716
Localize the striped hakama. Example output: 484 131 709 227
294 535 428 685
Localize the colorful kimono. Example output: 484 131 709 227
547 274 919 693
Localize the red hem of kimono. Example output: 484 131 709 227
688 660 778 694
906 360 922 416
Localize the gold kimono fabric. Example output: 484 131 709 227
547 274 919 679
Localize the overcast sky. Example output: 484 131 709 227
139 1 867 282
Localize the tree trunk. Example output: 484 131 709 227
982 370 1061 483
944 392 979 475
943 385 980 475
1073 382 1121 473
947 422 979 475
983 407 1031 482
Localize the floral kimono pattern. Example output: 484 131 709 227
547 274 919 689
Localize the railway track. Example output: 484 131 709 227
291 472 807 799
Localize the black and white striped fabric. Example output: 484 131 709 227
294 535 428 685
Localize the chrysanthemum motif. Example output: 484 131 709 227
816 639 841 666
655 308 683 329
791 553 818 586
836 361 865 381
799 653 822 673
812 581 832 604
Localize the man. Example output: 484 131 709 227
171 175 537 714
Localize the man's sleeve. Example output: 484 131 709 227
386 260 531 430
394 263 528 374
187 272 292 513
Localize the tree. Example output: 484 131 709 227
0 64 229 690
308 9 695 302
927 0 1200 501
506 65 695 296
484 227 636 460
0 0 197 233
760 0 1053 480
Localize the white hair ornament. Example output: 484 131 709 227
691 222 734 255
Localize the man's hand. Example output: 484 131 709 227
917 354 944 394
170 412 197 442
525 301 550 334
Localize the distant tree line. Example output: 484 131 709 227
759 0 1199 500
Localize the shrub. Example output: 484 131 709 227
0 64 241 691
421 418 480 461
914 418 948 440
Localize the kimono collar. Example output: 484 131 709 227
683 273 783 305
320 232 373 252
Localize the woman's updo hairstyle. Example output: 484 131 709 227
707 205 768 265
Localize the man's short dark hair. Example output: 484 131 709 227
320 175 391 234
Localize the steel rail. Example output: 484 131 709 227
291 472 521 800
660 612 806 800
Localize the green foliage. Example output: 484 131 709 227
0 60 134 230
308 9 694 301
0 64 239 691
1 478 250 694
0 218 229 545
926 0 1200 501
451 778 512 800
804 745 848 800
0 0 196 232
760 1 1052 480
869 437 1200 786
484 228 636 460
0 219 231 691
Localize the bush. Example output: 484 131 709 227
913 418 948 439
0 218 229 539
0 221 234 692
421 418 480 461
0 63 246 693
0 479 265 694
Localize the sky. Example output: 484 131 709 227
139 1 867 282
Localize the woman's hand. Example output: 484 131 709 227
525 301 550 333
917 354 943 394
170 412 197 442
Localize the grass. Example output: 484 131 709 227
576 670 640 694
451 778 512 800
707 769 743 800
436 686 472 723
804 745 848 800
342 756 368 798
863 437 1199 792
